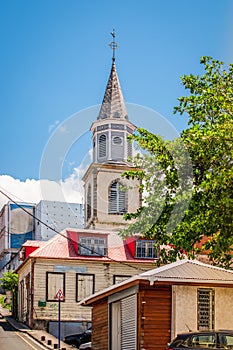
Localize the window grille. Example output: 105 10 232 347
78 237 107 256
197 288 215 330
109 181 126 214
136 240 157 258
98 134 107 158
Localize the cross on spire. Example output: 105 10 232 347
109 29 118 62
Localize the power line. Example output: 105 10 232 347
0 188 150 272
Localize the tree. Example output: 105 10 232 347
121 57 233 267
0 270 18 293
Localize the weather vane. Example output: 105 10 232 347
109 29 118 62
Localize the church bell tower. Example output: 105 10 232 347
83 31 141 230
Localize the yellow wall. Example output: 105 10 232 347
172 285 233 340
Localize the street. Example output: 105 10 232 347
0 317 47 350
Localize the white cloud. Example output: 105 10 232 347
0 171 84 210
0 148 92 210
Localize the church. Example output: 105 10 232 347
16 33 157 337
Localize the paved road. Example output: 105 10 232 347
0 317 47 350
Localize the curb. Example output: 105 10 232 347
1 312 71 350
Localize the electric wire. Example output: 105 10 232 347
0 188 150 272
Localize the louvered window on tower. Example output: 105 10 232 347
109 181 126 214
127 140 132 158
86 185 91 220
98 134 107 158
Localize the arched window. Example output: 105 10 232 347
87 185 91 220
98 134 107 158
109 180 126 214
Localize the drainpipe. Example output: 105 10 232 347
30 258 36 328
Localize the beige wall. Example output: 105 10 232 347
172 285 233 340
85 164 140 229
96 169 140 227
18 258 154 325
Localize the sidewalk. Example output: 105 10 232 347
0 304 74 350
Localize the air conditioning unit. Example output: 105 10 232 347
19 250 25 261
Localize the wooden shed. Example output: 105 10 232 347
81 259 233 350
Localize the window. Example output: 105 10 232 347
127 140 132 158
76 273 95 301
136 240 157 258
109 180 126 214
86 185 91 220
197 288 215 330
78 237 107 256
190 333 216 348
219 334 233 348
113 275 131 284
98 134 107 158
112 136 123 145
46 272 65 302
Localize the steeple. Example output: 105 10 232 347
83 31 141 230
90 30 135 165
97 31 128 121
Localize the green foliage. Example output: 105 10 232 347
0 271 18 293
121 57 233 268
0 295 12 310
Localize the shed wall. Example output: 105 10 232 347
92 298 109 350
139 285 171 350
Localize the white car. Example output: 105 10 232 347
79 342 91 350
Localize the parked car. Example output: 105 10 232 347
64 328 91 348
79 342 91 350
167 330 233 349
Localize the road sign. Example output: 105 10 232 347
55 289 65 300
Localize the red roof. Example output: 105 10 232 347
25 229 156 264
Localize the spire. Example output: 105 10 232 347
97 31 128 120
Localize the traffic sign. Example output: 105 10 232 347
55 289 65 300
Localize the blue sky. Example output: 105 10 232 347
0 0 232 206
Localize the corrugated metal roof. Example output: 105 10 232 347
80 259 233 306
140 259 233 282
22 240 46 247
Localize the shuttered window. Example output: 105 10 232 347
121 294 137 349
76 273 95 302
46 272 65 302
127 140 132 158
111 294 137 350
86 185 91 220
109 181 126 214
99 134 107 158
